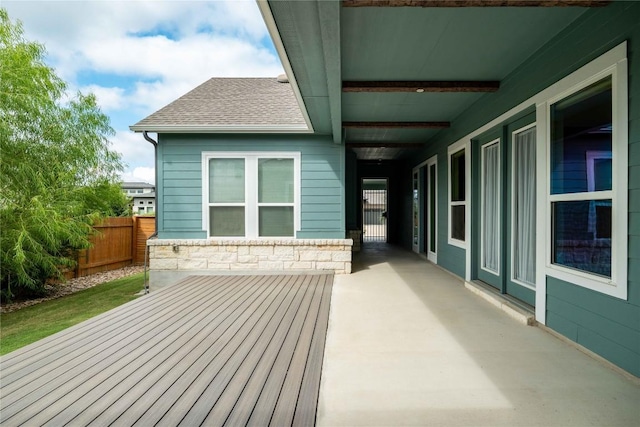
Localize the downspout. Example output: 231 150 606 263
142 131 158 294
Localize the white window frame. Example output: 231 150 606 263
426 155 438 263
510 123 537 290
448 140 470 249
480 138 501 275
202 151 301 239
412 154 438 262
541 63 627 300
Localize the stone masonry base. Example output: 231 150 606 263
147 239 352 288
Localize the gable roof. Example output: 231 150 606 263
122 181 154 189
130 77 310 133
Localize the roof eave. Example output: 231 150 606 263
257 0 316 134
129 124 312 134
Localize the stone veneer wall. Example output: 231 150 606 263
148 239 353 274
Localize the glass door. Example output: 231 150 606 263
412 156 437 262
412 171 419 252
477 137 502 289
473 116 537 306
505 123 536 306
426 157 437 263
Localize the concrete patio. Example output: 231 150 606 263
318 243 640 426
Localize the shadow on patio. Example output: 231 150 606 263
319 242 640 426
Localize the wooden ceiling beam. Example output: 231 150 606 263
342 1 610 7
344 121 450 129
343 80 499 93
346 142 425 148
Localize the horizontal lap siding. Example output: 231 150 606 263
407 1 640 375
542 1 640 378
625 2 640 376
157 134 344 239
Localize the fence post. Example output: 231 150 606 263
132 215 138 264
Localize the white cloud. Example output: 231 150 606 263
115 130 156 185
82 33 282 116
3 0 284 178
110 130 155 169
4 1 276 80
121 167 156 185
80 85 126 111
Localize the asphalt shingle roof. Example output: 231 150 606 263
130 77 307 132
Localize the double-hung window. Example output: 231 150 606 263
546 69 627 299
448 143 467 247
203 152 300 238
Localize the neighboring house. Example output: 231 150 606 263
122 182 156 214
132 1 640 377
122 181 155 196
132 191 156 214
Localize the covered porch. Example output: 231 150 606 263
1 245 638 426
320 242 639 426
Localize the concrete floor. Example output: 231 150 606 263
318 243 640 426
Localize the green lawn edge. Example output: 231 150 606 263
0 272 144 356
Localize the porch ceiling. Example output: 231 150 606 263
266 0 605 160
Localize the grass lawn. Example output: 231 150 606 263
0 273 144 356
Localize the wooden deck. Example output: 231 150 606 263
0 273 333 426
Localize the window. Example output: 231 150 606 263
545 69 627 299
203 152 300 238
448 144 467 246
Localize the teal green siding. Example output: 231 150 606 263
406 1 640 375
546 277 640 377
157 134 345 239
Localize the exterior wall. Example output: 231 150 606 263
132 196 155 213
147 238 352 289
156 133 345 240
154 133 350 278
406 2 640 376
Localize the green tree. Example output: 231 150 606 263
0 9 126 300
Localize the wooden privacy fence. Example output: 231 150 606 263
73 216 156 278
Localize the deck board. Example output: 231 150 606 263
0 273 333 427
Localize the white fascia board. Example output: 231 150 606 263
256 0 315 133
129 124 312 133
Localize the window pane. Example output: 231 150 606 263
552 200 611 277
594 158 612 191
209 158 245 203
482 143 500 273
513 127 537 286
259 158 293 203
550 77 612 195
451 205 465 241
210 207 245 237
451 149 465 202
259 206 294 237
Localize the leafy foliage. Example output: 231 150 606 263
0 9 127 300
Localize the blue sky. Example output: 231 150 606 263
3 0 284 184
